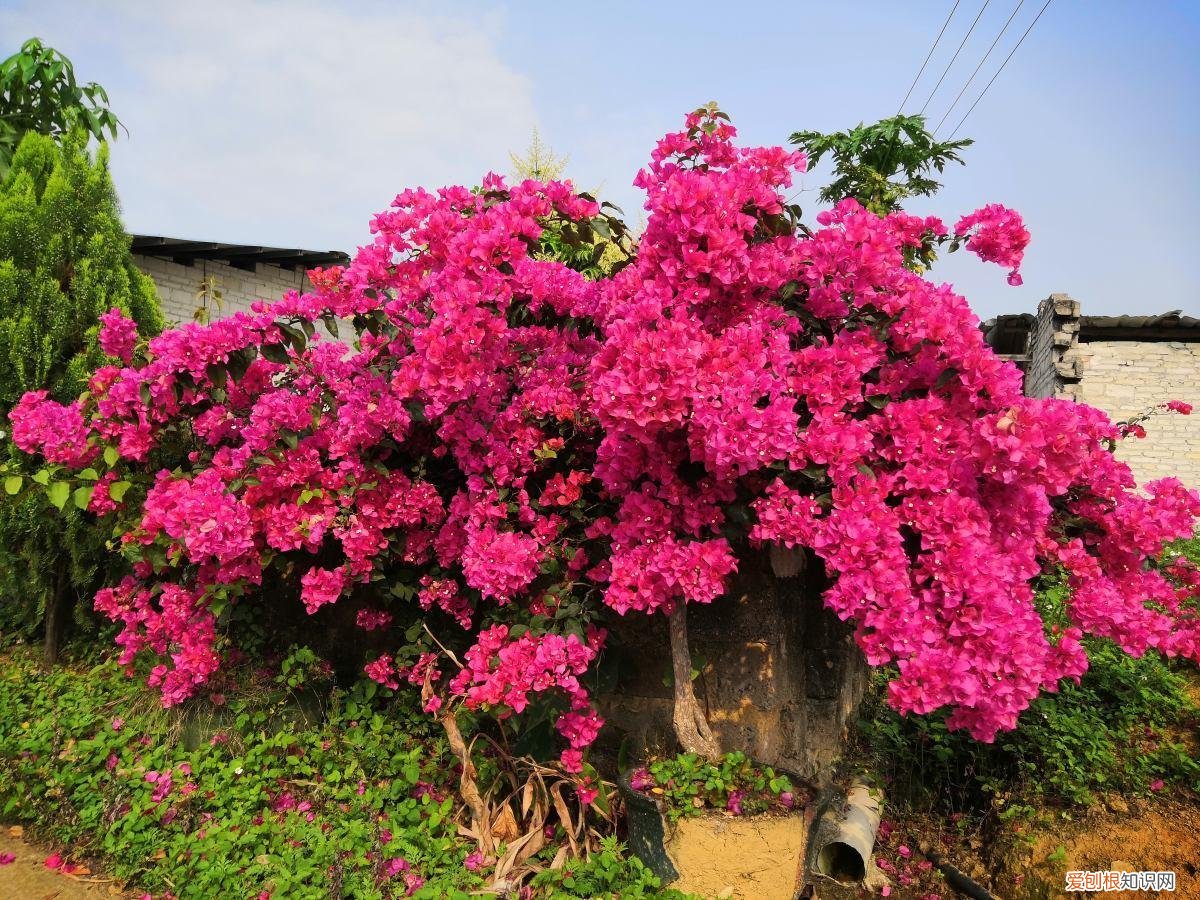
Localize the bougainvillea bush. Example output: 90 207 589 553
9 109 1200 795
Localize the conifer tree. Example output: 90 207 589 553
0 129 162 662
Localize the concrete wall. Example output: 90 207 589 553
1066 340 1200 486
133 254 312 326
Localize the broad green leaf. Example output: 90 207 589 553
48 481 70 510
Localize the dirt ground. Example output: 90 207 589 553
1006 797 1200 899
0 826 128 899
667 811 807 899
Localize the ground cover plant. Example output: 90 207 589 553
0 647 678 898
627 751 804 821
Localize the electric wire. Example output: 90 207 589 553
933 0 1026 135
898 0 962 113
948 0 1054 137
920 0 994 116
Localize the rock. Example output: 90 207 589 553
863 859 892 892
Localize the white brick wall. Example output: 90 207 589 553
1070 341 1200 487
133 254 312 326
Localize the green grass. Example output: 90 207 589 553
0 646 675 899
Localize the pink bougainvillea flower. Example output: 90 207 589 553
576 779 599 806
1150 778 1165 791
629 768 654 792
44 852 63 869
10 106 1200 782
98 307 139 363
726 790 745 816
0 852 14 865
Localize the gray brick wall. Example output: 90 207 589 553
1070 340 1200 486
133 254 312 326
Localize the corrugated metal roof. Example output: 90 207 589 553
131 234 349 272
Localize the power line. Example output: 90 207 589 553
920 0 993 116
933 0 1026 135
897 0 962 114
949 0 1054 138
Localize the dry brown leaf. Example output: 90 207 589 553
550 845 569 870
515 822 546 866
490 803 519 843
549 784 579 857
521 776 536 818
152 849 166 860
7 825 23 837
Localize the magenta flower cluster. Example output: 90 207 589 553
11 109 1200 778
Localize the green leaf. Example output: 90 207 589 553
3 475 22 495
262 343 290 364
48 481 70 510
31 469 50 486
109 481 131 502
73 485 94 509
103 446 120 467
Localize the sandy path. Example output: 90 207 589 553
0 826 128 899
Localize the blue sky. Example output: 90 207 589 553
2 1 1196 319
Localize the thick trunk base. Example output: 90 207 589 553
600 551 867 782
43 562 69 668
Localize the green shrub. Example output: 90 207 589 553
859 637 1200 810
0 128 162 655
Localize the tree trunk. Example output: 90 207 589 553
668 604 721 760
600 550 868 782
43 558 69 667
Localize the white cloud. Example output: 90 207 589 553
0 0 538 253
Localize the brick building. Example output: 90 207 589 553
984 295 1200 486
129 235 349 325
